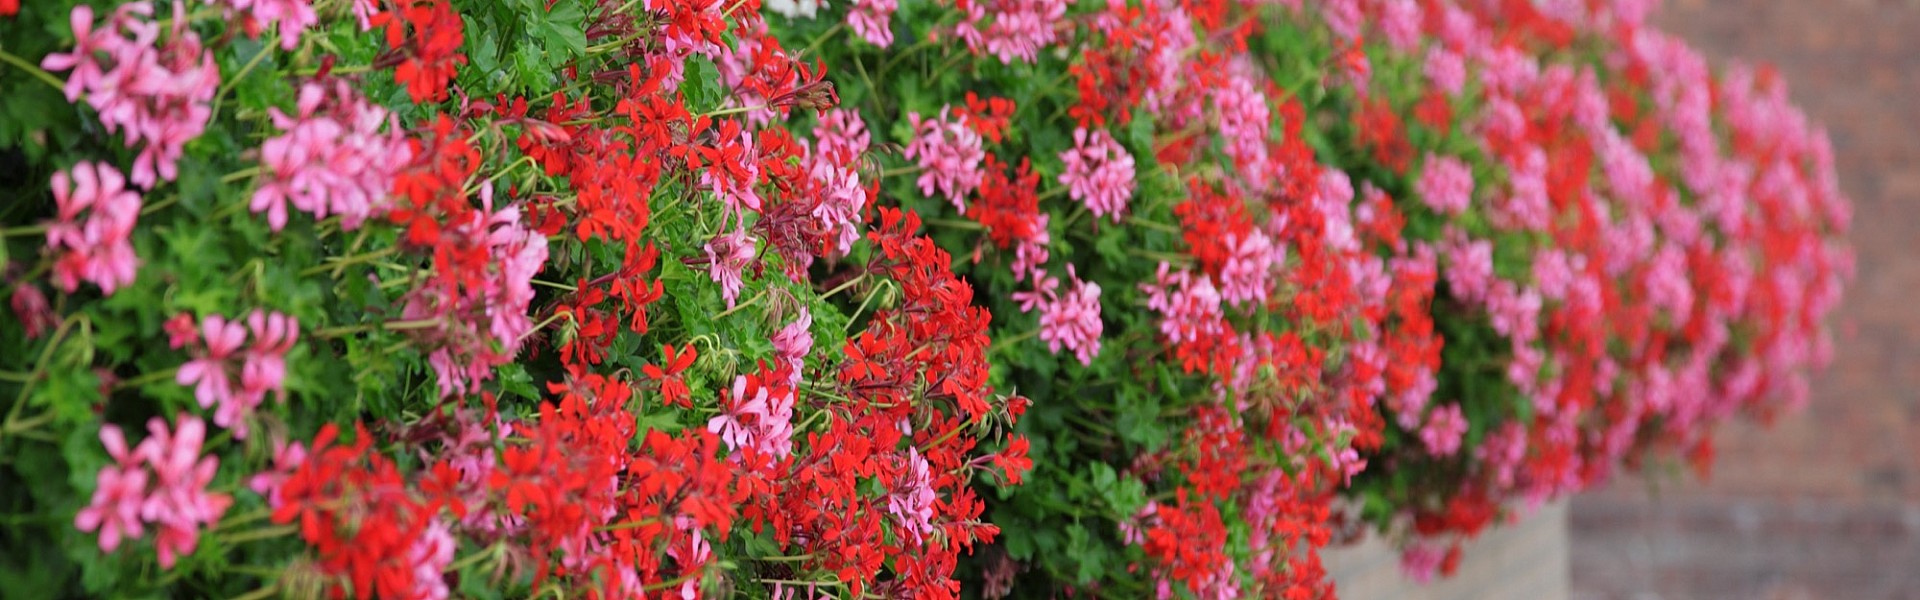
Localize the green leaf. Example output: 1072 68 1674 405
512 43 550 92
527 0 587 68
683 58 723 112
497 363 539 401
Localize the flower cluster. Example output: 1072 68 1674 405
40 2 218 188
45 162 142 295
398 192 551 398
169 311 300 439
954 0 1069 64
848 0 897 46
251 80 412 231
0 0 1848 597
903 108 987 211
1057 127 1136 222
1014 266 1104 365
75 415 230 569
1305 0 1853 580
208 0 319 49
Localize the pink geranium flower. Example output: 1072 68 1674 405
74 415 230 568
9 284 57 340
1419 404 1468 457
813 108 872 162
399 194 549 398
252 81 412 231
245 438 307 510
139 415 228 523
1424 48 1466 96
1218 231 1280 308
886 448 938 542
703 227 757 308
1415 154 1473 215
772 306 814 384
954 0 1067 64
176 313 247 413
74 425 149 553
1379 0 1422 52
902 108 986 212
708 374 771 451
1058 127 1136 223
848 0 897 47
207 0 318 50
46 162 143 295
42 2 218 189
1037 266 1104 365
1140 262 1226 346
174 311 299 438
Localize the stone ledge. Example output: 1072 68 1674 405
1324 501 1568 600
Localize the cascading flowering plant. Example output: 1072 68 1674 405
0 0 1847 597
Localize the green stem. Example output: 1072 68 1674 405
1058 205 1089 230
310 317 441 339
753 578 837 587
0 315 80 448
0 224 46 237
844 280 891 331
113 367 180 391
221 166 261 185
819 272 868 299
878 38 938 76
989 329 1039 354
922 218 982 231
0 48 63 93
1126 248 1191 265
1064 411 1115 436
466 155 537 196
515 311 573 345
446 544 497 573
929 52 969 83
796 406 833 432
310 323 376 338
212 37 276 120
1126 215 1179 234
141 195 181 216
852 53 884 121
213 524 298 546
595 517 660 532
219 506 273 530
714 289 767 320
585 32 647 54
223 564 282 578
382 318 443 331
4 411 56 435
224 582 278 600
797 24 844 59
299 246 400 276
700 104 769 119
295 63 370 76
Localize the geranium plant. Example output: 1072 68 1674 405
0 0 1848 598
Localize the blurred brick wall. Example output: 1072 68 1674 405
1571 1 1920 599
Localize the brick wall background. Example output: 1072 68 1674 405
1570 1 1920 599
